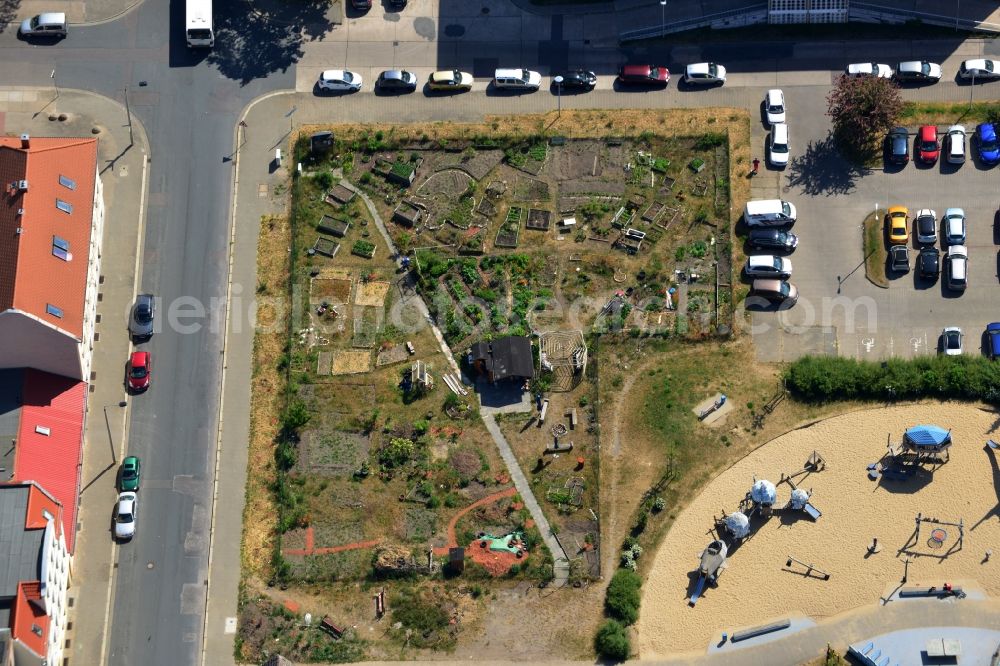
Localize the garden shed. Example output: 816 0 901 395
470 336 534 384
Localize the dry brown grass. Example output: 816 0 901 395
241 214 290 579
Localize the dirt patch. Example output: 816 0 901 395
298 430 371 476
354 280 391 307
330 349 372 375
311 277 352 304
419 169 474 198
513 176 550 201
549 143 603 181
376 343 410 366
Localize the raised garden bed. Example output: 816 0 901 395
477 197 497 218
525 208 551 231
611 206 634 230
351 239 376 259
317 214 350 238
496 207 522 248
642 201 665 224
392 201 422 227
689 158 706 173
325 184 356 205
376 158 419 186
312 237 340 258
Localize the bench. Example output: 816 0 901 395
566 408 577 430
320 616 344 639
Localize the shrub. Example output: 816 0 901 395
315 170 334 191
379 437 415 468
605 569 642 625
695 132 726 150
784 355 1000 404
594 619 631 662
280 400 310 435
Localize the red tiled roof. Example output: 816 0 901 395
14 369 85 552
11 581 48 658
0 136 98 339
24 483 61 532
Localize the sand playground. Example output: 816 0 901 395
639 403 1000 659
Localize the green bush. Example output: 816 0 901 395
784 355 1000 403
281 400 311 434
315 170 334 191
605 569 642 625
594 619 631 661
695 132 726 150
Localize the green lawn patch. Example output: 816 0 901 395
863 211 888 288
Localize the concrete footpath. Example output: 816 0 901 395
3 0 143 26
0 87 150 666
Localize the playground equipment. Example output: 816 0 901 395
901 513 965 558
749 478 777 517
784 555 830 580
786 488 822 521
723 511 750 540
888 424 953 465
689 539 728 606
699 394 727 420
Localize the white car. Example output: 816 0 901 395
941 327 963 355
317 70 363 92
765 89 785 125
845 63 893 78
895 60 942 83
114 492 138 540
684 62 726 85
943 208 966 246
745 255 792 279
768 123 789 167
959 59 1000 80
947 125 966 164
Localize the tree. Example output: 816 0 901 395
594 619 631 661
604 569 642 625
826 74 903 161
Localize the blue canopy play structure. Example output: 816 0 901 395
903 425 952 450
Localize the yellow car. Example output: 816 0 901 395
427 70 474 92
887 206 909 244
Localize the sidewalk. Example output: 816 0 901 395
8 0 143 25
0 87 150 666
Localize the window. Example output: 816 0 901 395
46 304 63 318
59 175 76 190
52 236 71 261
56 199 72 214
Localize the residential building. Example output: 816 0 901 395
0 135 105 382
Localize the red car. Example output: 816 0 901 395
127 351 151 392
618 64 670 87
917 125 940 163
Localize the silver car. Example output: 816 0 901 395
129 294 155 339
745 255 792 279
19 12 67 38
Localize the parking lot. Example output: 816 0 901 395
751 84 1000 362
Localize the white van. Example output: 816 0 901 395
744 199 797 227
19 12 67 38
946 125 966 164
493 69 542 90
186 0 214 47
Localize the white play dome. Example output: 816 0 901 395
750 479 777 506
789 488 810 510
724 511 750 539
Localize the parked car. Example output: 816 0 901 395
750 279 798 306
917 125 939 163
427 70 474 91
747 228 798 252
376 70 417 92
976 122 1000 164
918 247 940 279
114 492 138 541
987 322 1000 359
493 68 542 90
387 0 407 8
887 206 909 244
765 88 785 125
946 125 966 164
960 59 1000 79
941 327 963 355
889 245 910 273
127 351 151 392
683 62 726 85
18 12 67 38
350 0 371 9
915 209 937 245
768 123 789 167
946 245 968 291
745 255 793 279
846 63 892 78
558 69 597 90
317 70 362 92
894 60 942 83
618 64 669 86
120 456 141 492
129 293 155 339
943 208 967 246
886 127 909 165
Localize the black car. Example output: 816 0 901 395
557 69 597 90
376 70 417 92
889 244 910 273
747 228 798 252
351 0 371 9
918 247 940 278
887 126 909 165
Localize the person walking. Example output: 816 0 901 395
751 157 760 175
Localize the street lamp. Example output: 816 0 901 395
553 76 563 117
660 0 667 36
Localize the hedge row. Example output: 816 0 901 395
784 355 1000 403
